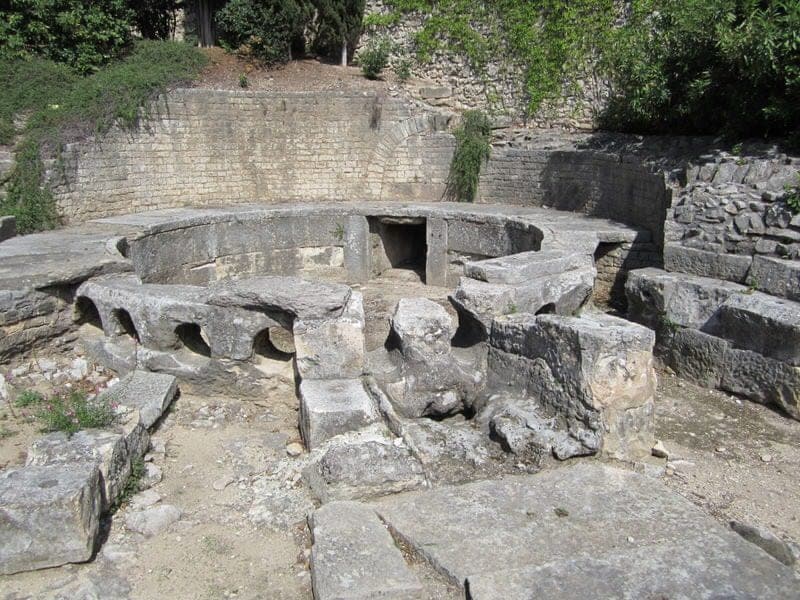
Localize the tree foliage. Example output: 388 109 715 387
311 0 365 62
127 0 184 40
445 110 492 203
601 0 800 141
0 0 134 73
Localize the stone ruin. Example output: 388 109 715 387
0 93 799 597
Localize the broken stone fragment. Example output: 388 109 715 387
0 464 102 575
390 297 455 361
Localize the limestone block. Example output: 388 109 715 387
626 268 745 330
664 243 752 283
343 215 370 283
294 292 365 380
490 313 656 459
310 501 424 600
299 379 380 449
303 437 425 503
657 328 728 388
390 297 455 360
208 275 352 320
750 255 800 301
425 217 448 287
27 430 130 509
720 348 800 420
716 292 800 365
0 464 101 575
464 249 592 285
100 370 178 429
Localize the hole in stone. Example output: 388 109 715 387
74 296 102 330
113 308 140 342
535 303 556 315
451 305 487 347
253 327 294 361
175 323 211 357
369 217 427 283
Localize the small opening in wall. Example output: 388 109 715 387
74 297 102 330
175 323 211 357
113 309 140 342
535 303 556 315
369 217 427 283
253 328 294 361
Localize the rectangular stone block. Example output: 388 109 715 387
0 464 101 575
425 218 448 287
344 215 369 283
716 292 800 366
300 378 380 449
294 292 366 380
310 501 424 600
664 244 752 283
720 348 800 420
750 255 800 301
656 327 728 388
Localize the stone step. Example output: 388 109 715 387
299 378 380 450
310 500 424 600
463 249 593 285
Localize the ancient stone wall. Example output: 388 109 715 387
359 0 607 129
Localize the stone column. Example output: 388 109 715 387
344 215 370 283
426 218 448 287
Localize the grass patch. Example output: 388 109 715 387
0 40 206 233
14 388 115 436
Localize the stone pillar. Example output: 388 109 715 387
426 218 448 287
344 215 370 283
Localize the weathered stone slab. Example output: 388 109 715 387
450 267 594 338
664 243 752 283
626 267 745 330
720 348 800 420
0 464 102 575
303 436 425 503
390 297 454 360
716 292 800 365
425 217 448 287
27 430 130 508
464 250 592 285
373 463 797 597
100 370 178 429
208 276 352 320
310 501 424 600
299 379 380 449
750 255 800 301
343 215 369 283
490 313 656 459
294 292 365 380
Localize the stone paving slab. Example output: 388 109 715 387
310 500 424 600
372 463 798 597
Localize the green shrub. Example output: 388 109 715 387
394 57 412 82
128 0 182 40
601 0 800 140
787 174 800 214
0 0 134 74
445 110 492 203
359 37 390 79
215 0 310 65
14 389 45 408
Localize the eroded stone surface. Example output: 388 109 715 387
299 378 380 449
310 501 424 600
0 464 102 575
372 463 798 597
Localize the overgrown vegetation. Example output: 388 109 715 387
787 174 800 215
111 457 145 511
445 110 492 203
369 0 799 141
0 41 206 232
14 388 115 435
358 37 390 80
312 0 366 64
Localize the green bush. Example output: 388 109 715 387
601 0 800 140
215 0 310 65
359 37 390 79
0 0 134 74
445 110 492 202
0 41 206 233
13 388 115 435
128 0 182 40
394 57 412 82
